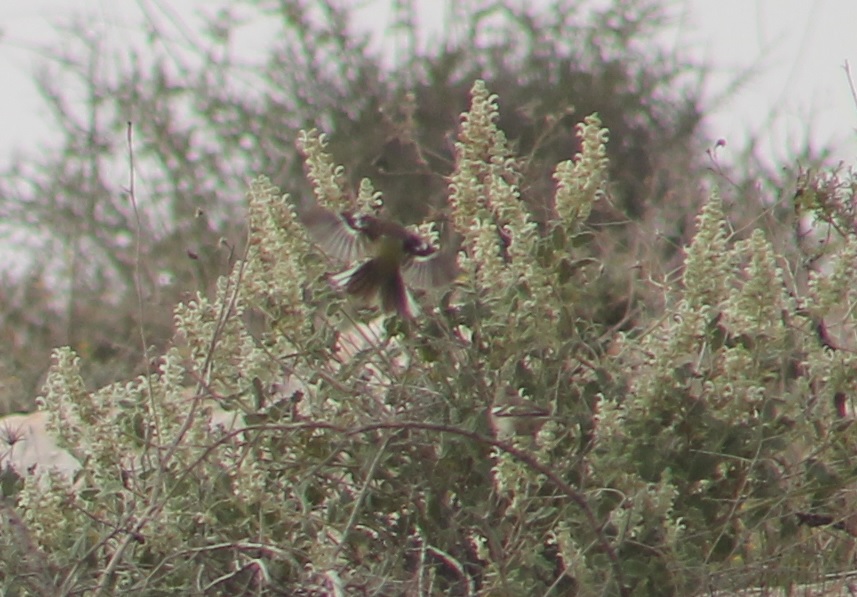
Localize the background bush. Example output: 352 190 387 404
1 1 854 595
0 0 709 407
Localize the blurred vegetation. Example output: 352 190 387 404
2 0 856 595
0 0 711 409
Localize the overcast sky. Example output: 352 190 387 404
0 0 855 169
674 1 857 166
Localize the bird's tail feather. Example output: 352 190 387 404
331 259 420 319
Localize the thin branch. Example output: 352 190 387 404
844 60 857 114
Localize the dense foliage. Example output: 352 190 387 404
0 0 705 407
2 78 857 595
2 1 855 595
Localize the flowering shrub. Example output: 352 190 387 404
2 80 856 596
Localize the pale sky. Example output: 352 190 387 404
1 0 855 169
671 1 857 166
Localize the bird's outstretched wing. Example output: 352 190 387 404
403 251 459 290
301 206 371 263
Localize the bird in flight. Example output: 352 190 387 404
302 205 458 319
